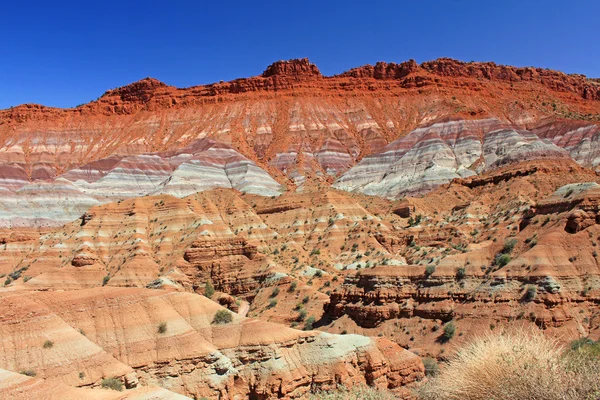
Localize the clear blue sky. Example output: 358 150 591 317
1 0 598 109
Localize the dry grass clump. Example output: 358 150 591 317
421 328 600 400
309 385 397 400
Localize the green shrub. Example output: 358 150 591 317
157 322 167 334
288 281 297 292
441 322 456 342
495 253 511 267
204 281 215 298
268 299 278 308
525 285 537 301
425 265 436 277
212 309 233 325
102 275 110 286
101 377 123 391
503 238 517 253
297 309 307 321
43 340 53 349
270 287 280 298
456 267 467 280
304 316 316 330
302 295 310 304
570 337 595 351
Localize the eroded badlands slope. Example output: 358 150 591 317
0 287 423 399
4 158 600 355
1 58 600 398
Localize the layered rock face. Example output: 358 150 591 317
321 160 600 356
333 118 572 198
1 57 600 398
1 58 599 221
0 138 282 228
0 368 189 400
0 287 424 399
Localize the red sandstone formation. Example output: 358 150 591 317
0 58 600 398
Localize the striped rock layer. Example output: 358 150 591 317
0 59 599 227
0 138 281 228
333 118 585 198
0 287 424 399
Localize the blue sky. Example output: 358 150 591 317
1 0 598 109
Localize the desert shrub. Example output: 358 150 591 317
495 253 511 267
101 377 123 391
102 275 110 286
268 299 278 308
270 287 280 297
423 357 439 377
43 340 54 349
503 238 517 253
420 328 600 400
525 285 537 301
157 322 167 334
212 309 233 325
309 385 397 400
570 337 595 351
441 322 456 342
288 281 297 292
297 309 307 322
20 369 36 377
204 281 215 298
314 270 323 278
304 316 315 330
425 265 436 277
456 267 466 280
302 295 310 304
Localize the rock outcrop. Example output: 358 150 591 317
0 138 282 228
333 118 571 198
0 287 424 399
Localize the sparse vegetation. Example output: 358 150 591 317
101 377 123 391
297 309 307 322
204 281 215 298
270 287 280 297
212 309 233 324
495 253 511 267
157 322 167 334
503 238 517 253
525 285 537 301
421 329 600 400
43 340 54 349
309 385 397 400
20 369 36 377
456 267 466 280
304 316 315 330
441 321 456 342
423 357 439 377
425 265 436 277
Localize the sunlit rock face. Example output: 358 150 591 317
334 119 570 198
0 139 282 228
